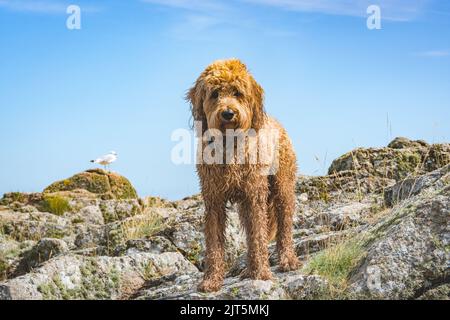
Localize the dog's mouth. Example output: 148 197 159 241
220 120 238 130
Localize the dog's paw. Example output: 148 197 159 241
278 253 301 272
242 267 273 281
256 268 273 281
198 279 223 293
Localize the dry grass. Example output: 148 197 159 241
121 207 165 241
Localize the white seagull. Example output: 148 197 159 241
90 151 117 171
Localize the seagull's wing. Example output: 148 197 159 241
101 154 117 163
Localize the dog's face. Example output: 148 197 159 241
187 59 265 134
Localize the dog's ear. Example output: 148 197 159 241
249 77 266 130
186 81 207 136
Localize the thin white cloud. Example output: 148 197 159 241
416 50 450 57
243 0 431 21
139 0 432 21
0 0 102 14
0 0 65 13
140 0 226 12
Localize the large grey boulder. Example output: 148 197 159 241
348 178 449 299
0 251 197 300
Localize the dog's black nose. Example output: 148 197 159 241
221 110 235 121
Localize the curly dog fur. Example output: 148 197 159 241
187 59 299 292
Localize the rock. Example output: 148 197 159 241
348 176 449 299
143 196 175 208
134 269 326 300
294 230 355 257
99 200 142 223
282 274 328 300
73 225 106 249
14 238 69 275
416 284 450 300
0 285 11 300
0 210 74 243
0 251 197 300
113 237 177 256
387 137 428 149
72 205 104 225
0 235 36 281
299 199 377 231
384 164 449 207
296 172 394 202
0 192 43 208
160 202 246 271
328 138 449 181
43 169 138 200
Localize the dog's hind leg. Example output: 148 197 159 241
272 172 300 272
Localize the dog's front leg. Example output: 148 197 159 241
240 195 273 280
198 196 226 293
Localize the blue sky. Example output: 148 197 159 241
0 0 449 200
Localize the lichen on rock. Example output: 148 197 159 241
43 169 138 200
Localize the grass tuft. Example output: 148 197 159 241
0 255 8 280
121 208 164 241
303 237 366 298
42 195 71 216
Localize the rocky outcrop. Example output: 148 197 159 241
0 138 449 300
43 169 138 200
328 137 449 181
348 174 449 299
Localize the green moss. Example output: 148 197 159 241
230 287 240 297
42 195 71 216
108 174 138 199
105 227 125 254
44 226 68 239
396 152 421 179
44 170 138 200
186 242 202 265
145 197 173 208
6 192 28 203
71 217 85 224
38 259 121 300
140 262 160 280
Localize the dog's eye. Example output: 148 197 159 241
234 90 243 98
211 90 219 99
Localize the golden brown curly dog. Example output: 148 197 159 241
187 59 299 292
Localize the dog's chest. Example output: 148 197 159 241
198 163 266 196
